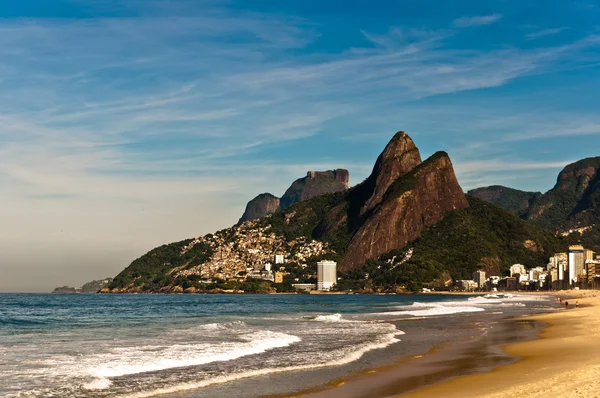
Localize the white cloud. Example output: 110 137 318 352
453 14 503 28
526 27 568 40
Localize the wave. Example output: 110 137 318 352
386 305 485 317
303 313 343 322
116 328 402 398
84 330 301 389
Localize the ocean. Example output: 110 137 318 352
0 293 556 398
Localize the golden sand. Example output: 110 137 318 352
405 291 600 398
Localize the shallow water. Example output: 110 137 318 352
0 293 555 397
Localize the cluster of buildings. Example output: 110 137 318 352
174 220 334 283
457 245 600 291
292 260 338 292
547 245 600 289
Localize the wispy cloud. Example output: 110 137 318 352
453 14 502 28
526 27 568 40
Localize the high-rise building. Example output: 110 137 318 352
472 270 486 289
568 245 585 285
317 260 337 291
585 249 596 262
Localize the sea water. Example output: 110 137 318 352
0 293 554 397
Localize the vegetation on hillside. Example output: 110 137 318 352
468 185 541 217
338 196 566 291
525 157 600 230
109 239 213 289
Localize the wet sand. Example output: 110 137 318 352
289 317 543 398
292 291 598 398
405 291 600 398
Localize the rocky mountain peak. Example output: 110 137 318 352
239 193 281 223
361 131 423 214
239 169 350 223
340 145 468 270
279 169 349 210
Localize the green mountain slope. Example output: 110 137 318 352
468 185 541 217
525 157 600 230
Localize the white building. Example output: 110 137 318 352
274 255 285 265
568 245 585 285
510 264 527 277
317 260 337 291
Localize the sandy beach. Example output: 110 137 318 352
289 291 600 398
405 291 600 398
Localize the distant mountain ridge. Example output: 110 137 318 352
470 157 600 232
239 169 350 222
468 186 541 217
469 157 600 251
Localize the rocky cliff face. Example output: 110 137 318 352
239 193 281 223
279 169 349 210
340 149 468 270
239 169 350 222
360 132 422 215
524 157 600 230
468 185 541 217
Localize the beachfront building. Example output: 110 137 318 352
456 280 478 291
510 264 527 278
473 270 486 289
568 245 585 286
292 283 316 292
585 249 596 262
317 260 337 291
588 261 600 289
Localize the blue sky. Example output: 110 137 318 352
1 0 600 291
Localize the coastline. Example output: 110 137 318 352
404 290 599 398
282 313 544 398
286 291 597 398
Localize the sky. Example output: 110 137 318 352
1 0 600 292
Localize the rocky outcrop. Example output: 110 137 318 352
239 193 281 223
340 150 468 270
239 169 350 222
524 157 600 230
361 132 422 214
468 185 541 217
279 169 349 210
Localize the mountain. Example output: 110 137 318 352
340 196 564 291
336 134 468 270
524 157 600 231
239 193 280 223
468 186 541 217
238 169 349 222
106 131 565 293
279 170 349 210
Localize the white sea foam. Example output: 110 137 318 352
83 377 112 390
379 301 484 317
117 327 403 398
313 313 343 322
91 330 300 379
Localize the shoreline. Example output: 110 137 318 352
281 314 544 398
285 291 597 398
403 290 599 398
